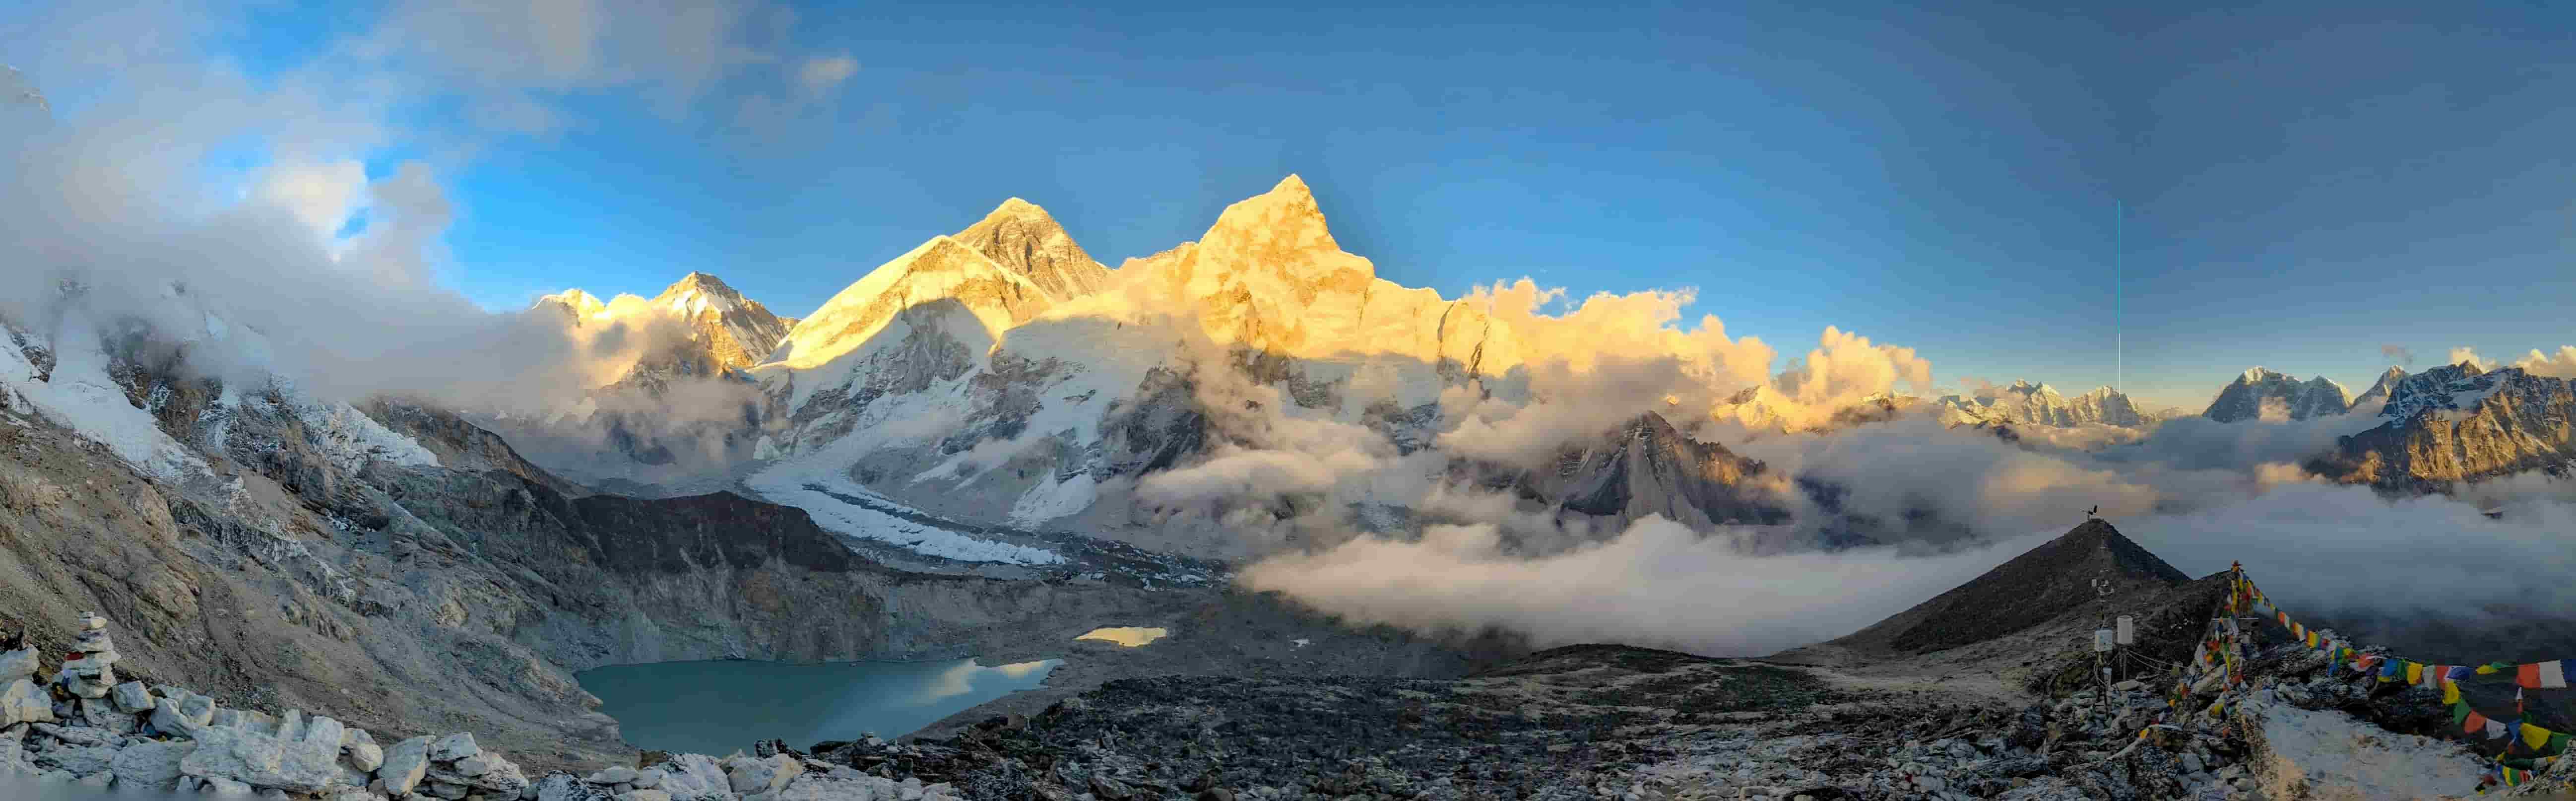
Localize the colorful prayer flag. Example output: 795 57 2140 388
2465 709 2490 734
2521 722 2551 751
2409 663 2425 685
2517 661 2568 690
2487 719 2511 740
2444 679 2462 705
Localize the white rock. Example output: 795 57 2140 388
347 739 386 773
180 716 348 793
109 739 196 791
630 768 662 789
380 736 434 796
110 680 155 713
152 694 215 735
0 648 38 683
75 770 114 787
624 791 671 801
653 753 730 799
38 745 120 776
428 751 529 794
589 767 639 785
2179 751 2205 774
0 678 55 725
203 775 257 796
430 733 480 762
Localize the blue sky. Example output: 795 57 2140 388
22 0 2575 410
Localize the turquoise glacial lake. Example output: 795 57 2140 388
576 657 1060 756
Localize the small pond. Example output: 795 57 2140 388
1074 626 1169 646
576 657 1059 756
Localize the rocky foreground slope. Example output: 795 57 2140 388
0 308 1484 777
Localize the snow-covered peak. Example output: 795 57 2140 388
952 197 1111 299
764 235 1057 372
1192 173 1358 281
2203 367 2349 422
534 288 608 320
651 271 755 317
2354 366 2410 406
2376 363 2515 422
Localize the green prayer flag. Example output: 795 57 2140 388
2452 700 2473 726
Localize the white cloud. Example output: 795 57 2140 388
798 55 858 96
2447 346 2491 369
2512 345 2576 378
249 156 369 242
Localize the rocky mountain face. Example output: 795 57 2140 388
1794 519 2195 658
2202 368 2350 422
2353 366 2410 407
951 198 1114 300
1933 382 2150 429
1464 411 1790 534
532 272 794 378
0 303 1476 774
2314 361 2576 492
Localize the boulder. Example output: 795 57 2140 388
431 732 480 762
0 678 55 725
0 648 36 683
625 791 672 801
345 735 385 773
380 736 434 796
180 713 352 793
651 753 730 800
427 751 530 794
76 696 136 734
630 768 662 789
588 766 639 785
0 724 29 775
37 744 120 776
203 775 257 796
535 772 619 801
110 739 198 791
725 754 804 796
110 680 155 713
153 694 214 735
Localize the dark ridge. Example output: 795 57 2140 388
1826 519 2191 655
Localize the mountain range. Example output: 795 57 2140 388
475 178 2563 547
2201 367 2351 422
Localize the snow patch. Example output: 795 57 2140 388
2247 699 2486 800
0 314 208 481
1009 472 1098 525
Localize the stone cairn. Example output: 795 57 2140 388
59 611 118 700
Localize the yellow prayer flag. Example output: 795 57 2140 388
2443 680 2461 705
2407 663 2424 685
2522 722 2552 750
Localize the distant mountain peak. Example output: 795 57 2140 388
1199 174 1348 271
953 197 1110 299
1810 519 2190 656
2204 367 2349 422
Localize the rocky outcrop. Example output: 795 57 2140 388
2204 368 2352 422
2315 362 2576 491
1799 520 2191 657
1486 410 1788 532
952 198 1113 300
2353 366 2410 407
